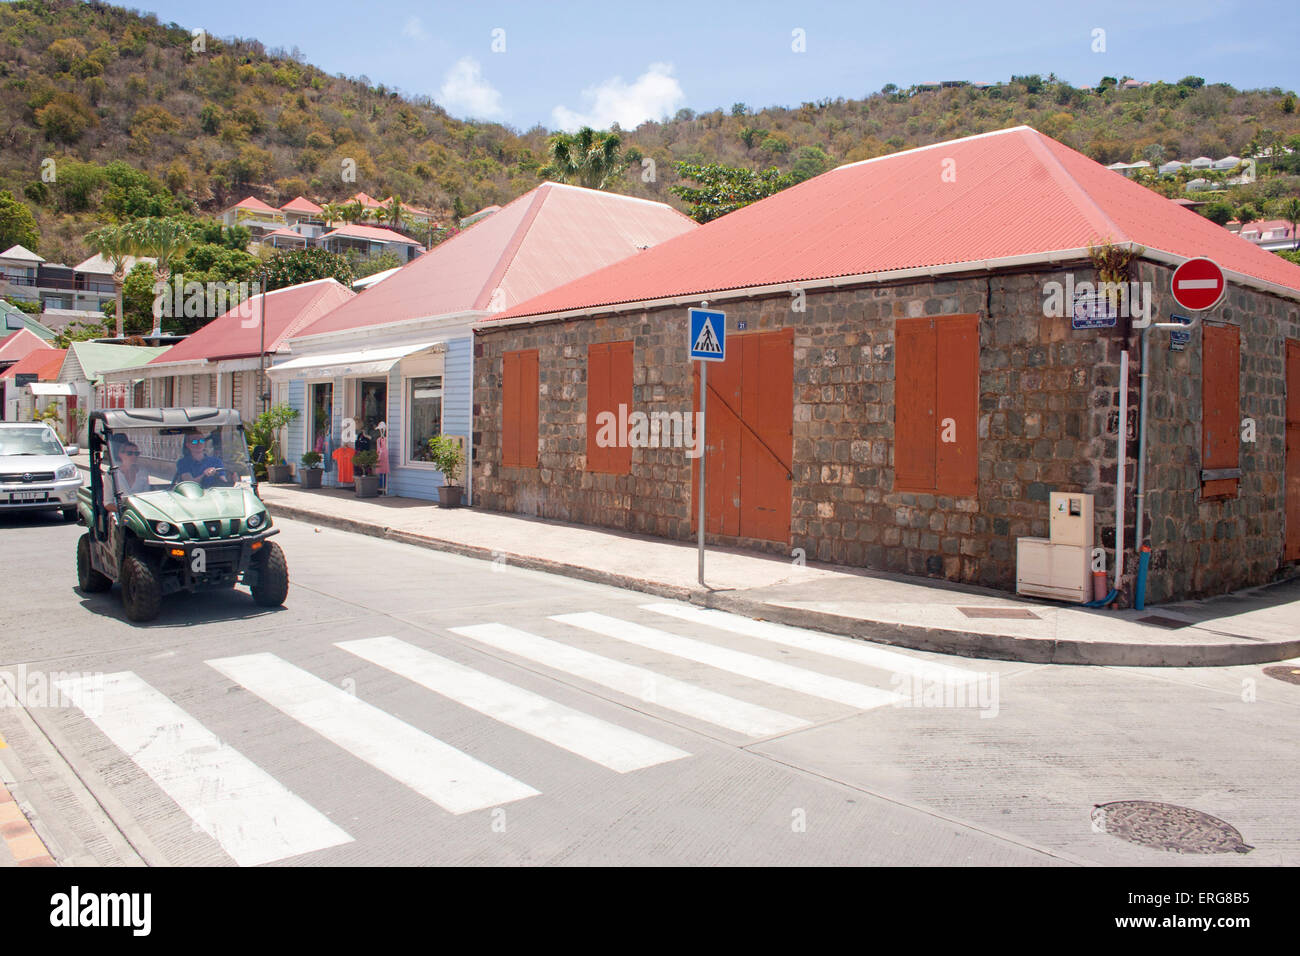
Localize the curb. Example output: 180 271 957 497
266 500 1300 667
0 782 57 867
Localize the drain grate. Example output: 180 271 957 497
1091 801 1253 854
1263 665 1300 686
1137 615 1192 629
957 607 1040 620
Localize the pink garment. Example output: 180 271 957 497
375 436 388 474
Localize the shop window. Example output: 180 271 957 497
894 315 979 496
1201 324 1240 498
405 375 443 464
586 341 633 475
502 350 539 468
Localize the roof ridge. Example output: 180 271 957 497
832 125 1034 173
1020 128 1129 245
472 186 551 311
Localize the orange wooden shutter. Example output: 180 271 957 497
502 349 539 468
935 315 979 496
518 349 539 468
894 317 937 492
1202 325 1240 498
502 350 521 467
608 341 633 475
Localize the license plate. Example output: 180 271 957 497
9 491 46 502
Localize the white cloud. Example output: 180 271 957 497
402 16 429 43
438 56 506 120
552 62 685 131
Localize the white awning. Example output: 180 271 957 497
267 341 445 381
27 382 76 396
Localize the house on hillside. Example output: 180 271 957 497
319 224 424 263
99 279 355 428
472 125 1300 605
220 197 287 239
1 347 67 426
267 181 697 498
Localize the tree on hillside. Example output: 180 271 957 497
541 127 625 190
0 191 40 252
83 223 139 338
670 162 795 223
383 195 406 231
127 217 196 335
261 248 354 292
1199 201 1236 226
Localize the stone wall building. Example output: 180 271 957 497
471 127 1300 605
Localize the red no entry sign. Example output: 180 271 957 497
1170 257 1226 311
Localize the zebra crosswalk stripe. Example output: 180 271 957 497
552 613 905 711
337 637 688 772
206 652 538 814
449 623 810 737
640 603 981 686
55 671 353 866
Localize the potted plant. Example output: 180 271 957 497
246 404 300 483
353 449 380 498
300 450 323 488
426 434 465 507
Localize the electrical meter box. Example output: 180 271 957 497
1016 492 1094 602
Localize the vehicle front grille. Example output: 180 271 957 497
0 472 55 484
183 522 199 537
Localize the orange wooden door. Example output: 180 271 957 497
693 329 793 543
1286 339 1300 561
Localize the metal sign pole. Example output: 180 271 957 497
698 357 707 586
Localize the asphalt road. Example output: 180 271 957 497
1 510 1297 866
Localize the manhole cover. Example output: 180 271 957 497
957 607 1040 620
1137 615 1191 629
1263 665 1300 686
1091 801 1253 854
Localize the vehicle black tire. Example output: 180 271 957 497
62 505 77 522
77 533 111 593
250 541 289 607
121 553 162 622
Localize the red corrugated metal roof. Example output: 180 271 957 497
232 196 280 213
321 224 422 245
1 347 65 380
294 182 697 338
148 279 355 364
0 328 48 364
497 126 1300 321
280 196 324 214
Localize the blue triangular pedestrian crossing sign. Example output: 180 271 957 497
689 308 726 362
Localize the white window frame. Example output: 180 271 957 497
401 373 444 469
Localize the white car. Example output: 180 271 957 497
0 422 83 521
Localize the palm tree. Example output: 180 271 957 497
84 224 139 339
1276 197 1300 250
320 202 345 228
542 127 624 190
341 200 367 225
127 217 195 336
383 195 406 231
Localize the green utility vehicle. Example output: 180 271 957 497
76 408 289 622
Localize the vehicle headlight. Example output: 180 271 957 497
246 512 264 530
56 464 78 480
152 521 175 536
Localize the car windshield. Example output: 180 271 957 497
0 426 65 457
104 423 254 492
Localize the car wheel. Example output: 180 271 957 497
121 553 162 622
250 541 289 607
77 533 111 593
62 506 77 522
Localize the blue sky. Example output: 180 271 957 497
136 0 1298 130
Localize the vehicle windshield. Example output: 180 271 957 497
103 423 254 493
0 426 65 457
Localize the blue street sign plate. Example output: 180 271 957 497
689 308 726 362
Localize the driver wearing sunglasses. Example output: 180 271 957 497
174 430 228 488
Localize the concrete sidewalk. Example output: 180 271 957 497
253 481 1300 667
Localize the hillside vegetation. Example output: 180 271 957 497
1 0 1298 266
